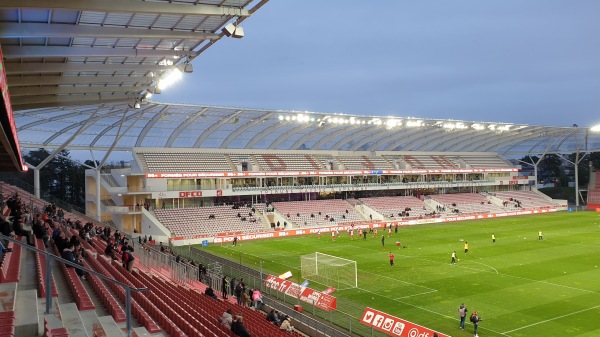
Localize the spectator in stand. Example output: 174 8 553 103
219 309 234 329
104 240 117 260
62 242 86 279
0 215 14 239
252 289 263 309
222 276 229 299
235 282 244 305
280 316 293 332
231 315 252 337
266 309 279 325
122 246 135 272
204 285 218 300
241 288 251 307
32 219 49 247
12 215 34 246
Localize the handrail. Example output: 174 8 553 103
0 234 148 337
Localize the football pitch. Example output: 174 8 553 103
203 211 600 337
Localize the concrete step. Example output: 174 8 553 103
38 296 61 335
15 289 38 337
0 282 17 312
98 315 125 337
131 326 166 337
80 310 110 337
58 302 88 337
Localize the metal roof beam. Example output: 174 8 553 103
2 45 199 59
11 93 133 107
7 75 153 86
9 85 148 97
0 23 219 40
6 63 175 74
0 0 249 17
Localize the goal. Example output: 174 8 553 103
300 252 357 290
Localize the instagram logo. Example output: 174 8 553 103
381 318 395 331
392 322 405 335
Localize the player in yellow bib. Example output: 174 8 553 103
464 242 469 254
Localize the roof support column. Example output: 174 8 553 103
33 167 40 199
96 169 102 222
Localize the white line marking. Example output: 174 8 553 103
503 305 600 334
358 269 438 292
464 260 499 274
357 286 511 337
395 289 438 299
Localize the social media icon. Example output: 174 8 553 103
392 322 405 336
373 315 385 327
363 311 375 323
382 318 395 331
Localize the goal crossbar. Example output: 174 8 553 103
300 252 357 290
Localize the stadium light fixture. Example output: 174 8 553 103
278 115 284 120
488 124 496 131
406 120 423 127
471 123 485 130
591 124 600 132
222 23 245 38
157 69 183 90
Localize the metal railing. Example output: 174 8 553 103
0 234 148 337
169 245 374 337
135 246 199 287
0 178 85 215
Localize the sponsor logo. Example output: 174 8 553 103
360 308 447 337
179 191 202 197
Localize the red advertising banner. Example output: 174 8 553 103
298 287 337 311
205 207 559 243
360 307 449 337
265 275 336 311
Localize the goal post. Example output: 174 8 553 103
300 252 357 290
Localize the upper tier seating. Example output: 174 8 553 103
358 196 432 219
272 199 362 227
429 193 504 214
253 154 327 171
460 155 512 168
493 191 560 209
335 156 395 170
154 204 267 238
385 155 459 169
138 152 234 172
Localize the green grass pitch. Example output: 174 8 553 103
203 211 600 337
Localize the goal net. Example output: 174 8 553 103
300 252 357 290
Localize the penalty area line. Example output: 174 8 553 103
503 305 600 334
395 289 438 299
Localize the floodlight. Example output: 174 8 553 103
471 124 485 130
278 115 284 120
129 101 141 109
222 23 236 36
591 124 600 132
232 25 244 38
406 120 422 127
177 62 193 73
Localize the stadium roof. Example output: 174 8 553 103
0 0 267 110
0 0 268 170
14 101 600 156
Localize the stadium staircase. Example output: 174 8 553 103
587 171 600 210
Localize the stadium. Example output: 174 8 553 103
1 1 600 337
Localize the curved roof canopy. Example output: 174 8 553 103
1 0 267 111
14 102 600 156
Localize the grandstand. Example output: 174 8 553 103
0 1 599 337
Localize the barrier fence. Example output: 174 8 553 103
169 244 393 337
